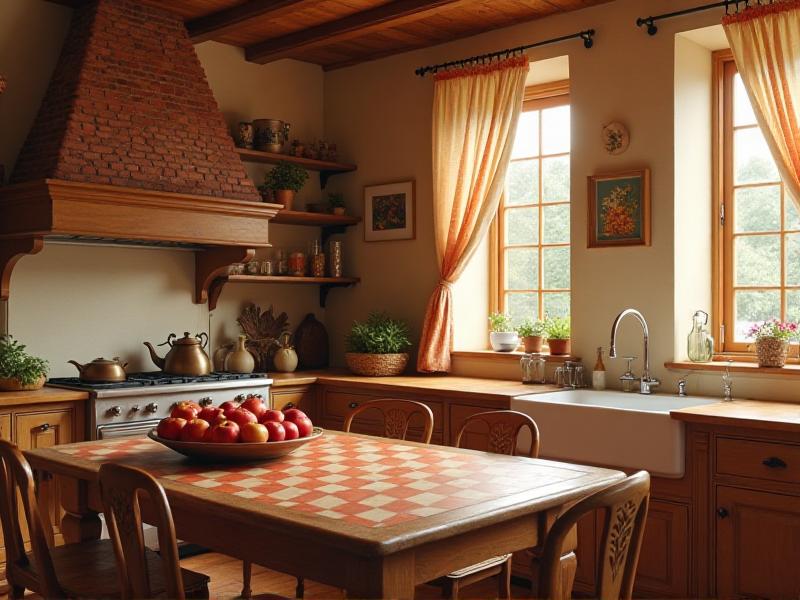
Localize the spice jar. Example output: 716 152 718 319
276 249 289 275
310 239 325 277
330 240 343 277
260 258 274 276
246 260 260 275
288 249 307 276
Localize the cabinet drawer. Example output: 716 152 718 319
716 437 800 484
323 391 443 432
0 413 10 440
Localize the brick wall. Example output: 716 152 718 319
11 0 259 202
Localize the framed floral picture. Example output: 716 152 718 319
587 168 650 248
364 180 416 242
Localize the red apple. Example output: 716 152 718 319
224 407 257 427
157 417 187 441
241 396 267 420
197 406 225 425
171 401 200 421
240 422 269 443
295 416 314 438
180 418 210 442
282 408 308 423
282 420 299 440
263 421 286 442
219 400 239 412
260 409 284 424
209 420 240 443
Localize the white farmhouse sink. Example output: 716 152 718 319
510 390 720 478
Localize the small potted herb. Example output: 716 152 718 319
328 192 346 216
517 318 547 353
488 312 519 352
0 335 49 391
345 312 412 376
263 161 309 210
747 319 799 368
545 317 571 356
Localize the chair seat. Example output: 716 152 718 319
22 539 209 598
445 553 512 579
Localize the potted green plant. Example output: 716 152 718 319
517 318 547 353
0 335 49 391
489 312 519 352
747 319 799 367
545 316 571 356
328 192 346 216
345 312 412 376
263 161 309 210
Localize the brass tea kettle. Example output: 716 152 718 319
68 357 128 382
144 332 212 376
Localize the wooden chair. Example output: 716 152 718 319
432 410 540 599
98 462 211 599
537 471 651 600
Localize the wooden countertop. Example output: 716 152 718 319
0 387 89 407
671 399 800 433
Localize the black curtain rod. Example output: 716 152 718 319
414 29 595 77
636 0 775 35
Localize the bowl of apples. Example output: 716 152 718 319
149 395 322 462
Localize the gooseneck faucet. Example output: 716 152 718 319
609 308 660 394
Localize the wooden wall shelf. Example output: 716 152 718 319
205 274 360 310
271 210 360 227
235 148 356 188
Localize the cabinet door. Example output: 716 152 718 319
634 500 689 598
716 486 800 600
270 385 315 416
0 413 10 441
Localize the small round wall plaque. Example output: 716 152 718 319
602 121 629 155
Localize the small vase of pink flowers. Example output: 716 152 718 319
748 320 799 368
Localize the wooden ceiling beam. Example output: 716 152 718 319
245 0 468 64
186 0 310 43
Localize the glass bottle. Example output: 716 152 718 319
276 249 289 275
310 239 325 277
687 310 714 362
592 347 606 390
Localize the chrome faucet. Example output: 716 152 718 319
609 308 660 394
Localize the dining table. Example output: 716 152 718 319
25 430 624 599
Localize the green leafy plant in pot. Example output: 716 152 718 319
264 161 309 210
0 335 49 391
545 316 571 356
345 312 411 376
328 191 346 216
517 318 547 353
488 312 519 352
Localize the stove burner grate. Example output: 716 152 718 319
47 371 268 390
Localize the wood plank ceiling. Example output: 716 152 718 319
65 0 613 70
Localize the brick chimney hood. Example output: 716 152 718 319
0 0 279 303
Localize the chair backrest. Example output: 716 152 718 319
538 471 651 600
0 440 62 597
455 410 540 457
98 463 185 600
343 398 434 443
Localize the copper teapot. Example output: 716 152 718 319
144 332 211 376
68 357 128 382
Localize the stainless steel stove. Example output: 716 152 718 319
47 372 273 440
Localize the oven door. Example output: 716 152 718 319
96 420 159 440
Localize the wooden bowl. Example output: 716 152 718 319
147 427 323 463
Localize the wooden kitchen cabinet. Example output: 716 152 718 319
269 384 316 419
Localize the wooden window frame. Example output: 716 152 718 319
490 80 571 322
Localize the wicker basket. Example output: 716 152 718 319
755 337 789 368
0 375 45 392
345 353 409 377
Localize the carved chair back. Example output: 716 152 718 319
455 410 541 457
98 462 185 600
538 471 651 600
0 440 63 598
343 398 434 444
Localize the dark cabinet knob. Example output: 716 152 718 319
717 507 729 519
348 402 359 409
284 402 295 409
39 423 51 432
762 456 787 469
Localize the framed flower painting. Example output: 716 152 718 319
364 180 416 242
587 169 651 248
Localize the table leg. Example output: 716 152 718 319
344 552 415 600
59 477 101 543
558 551 577 600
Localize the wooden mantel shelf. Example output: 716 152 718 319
235 147 356 187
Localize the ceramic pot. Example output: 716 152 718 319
225 335 255 374
332 207 346 216
548 338 572 356
489 331 519 352
212 343 232 371
0 375 45 391
755 337 788 368
274 189 295 210
237 122 254 149
522 336 544 354
273 332 298 373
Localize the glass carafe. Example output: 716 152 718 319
687 310 714 362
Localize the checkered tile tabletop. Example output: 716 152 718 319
56 434 584 529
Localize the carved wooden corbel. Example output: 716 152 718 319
0 237 44 301
195 246 256 310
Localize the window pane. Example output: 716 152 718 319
542 204 569 244
506 160 538 206
733 73 758 127
786 198 800 230
543 156 570 203
505 247 537 290
787 233 800 286
734 186 780 233
543 292 570 318
543 246 570 289
734 127 780 185
506 292 537 325
505 207 538 245
787 290 800 323
734 234 780 286
511 111 539 159
735 290 780 341
541 105 570 155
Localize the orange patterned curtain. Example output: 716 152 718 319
724 1 800 206
417 56 529 373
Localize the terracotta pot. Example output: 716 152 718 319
755 337 788 368
0 375 46 392
548 338 571 356
224 335 255 374
274 189 295 210
332 207 346 216
345 353 408 377
522 335 544 354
